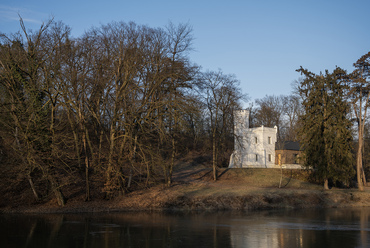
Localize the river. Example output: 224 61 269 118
1 207 369 248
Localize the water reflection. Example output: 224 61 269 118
229 209 370 248
0 208 369 248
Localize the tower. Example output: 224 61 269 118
229 109 278 168
234 109 249 132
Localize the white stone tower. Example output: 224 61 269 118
229 110 278 168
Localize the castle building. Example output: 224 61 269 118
229 110 278 168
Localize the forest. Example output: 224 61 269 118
0 18 369 207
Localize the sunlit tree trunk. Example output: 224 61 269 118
357 121 365 191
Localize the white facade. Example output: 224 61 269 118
229 110 278 168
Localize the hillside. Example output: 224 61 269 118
2 163 370 213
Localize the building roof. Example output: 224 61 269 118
275 141 301 151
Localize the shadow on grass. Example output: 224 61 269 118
218 168 229 179
281 169 293 188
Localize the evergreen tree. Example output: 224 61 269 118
297 67 354 189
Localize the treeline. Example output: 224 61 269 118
0 18 245 205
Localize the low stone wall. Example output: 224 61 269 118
281 164 304 169
236 164 304 169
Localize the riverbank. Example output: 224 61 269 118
2 168 370 214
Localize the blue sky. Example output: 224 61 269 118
1 0 369 103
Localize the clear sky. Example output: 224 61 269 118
1 0 369 103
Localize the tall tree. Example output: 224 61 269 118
348 51 370 191
297 67 354 189
164 22 196 186
0 17 66 205
201 70 246 180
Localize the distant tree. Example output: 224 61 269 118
281 95 303 142
254 95 285 128
297 67 354 189
251 94 302 150
253 95 300 143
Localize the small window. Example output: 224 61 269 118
268 137 271 144
255 137 258 144
294 154 298 164
255 154 258 161
268 154 272 162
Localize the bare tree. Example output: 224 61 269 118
253 95 285 141
282 95 303 141
164 22 195 186
0 17 67 205
201 70 246 180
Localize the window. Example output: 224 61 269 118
268 136 271 144
268 154 272 162
255 154 258 161
255 137 258 144
294 154 298 164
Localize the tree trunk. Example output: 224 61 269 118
27 173 39 201
362 166 367 187
324 178 329 190
128 134 137 189
357 125 364 191
127 168 133 189
66 111 81 168
85 157 90 201
212 129 217 181
15 126 40 201
106 124 116 196
279 165 283 188
85 129 96 194
49 176 65 206
98 130 104 166
167 137 175 187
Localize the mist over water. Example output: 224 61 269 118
1 208 370 248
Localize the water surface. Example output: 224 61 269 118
1 207 369 248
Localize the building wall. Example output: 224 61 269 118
230 110 278 168
275 149 303 165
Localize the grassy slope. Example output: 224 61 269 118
3 166 370 213
110 168 370 211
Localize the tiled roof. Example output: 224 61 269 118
275 141 301 151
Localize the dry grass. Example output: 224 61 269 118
216 168 320 190
3 162 370 213
106 166 370 212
